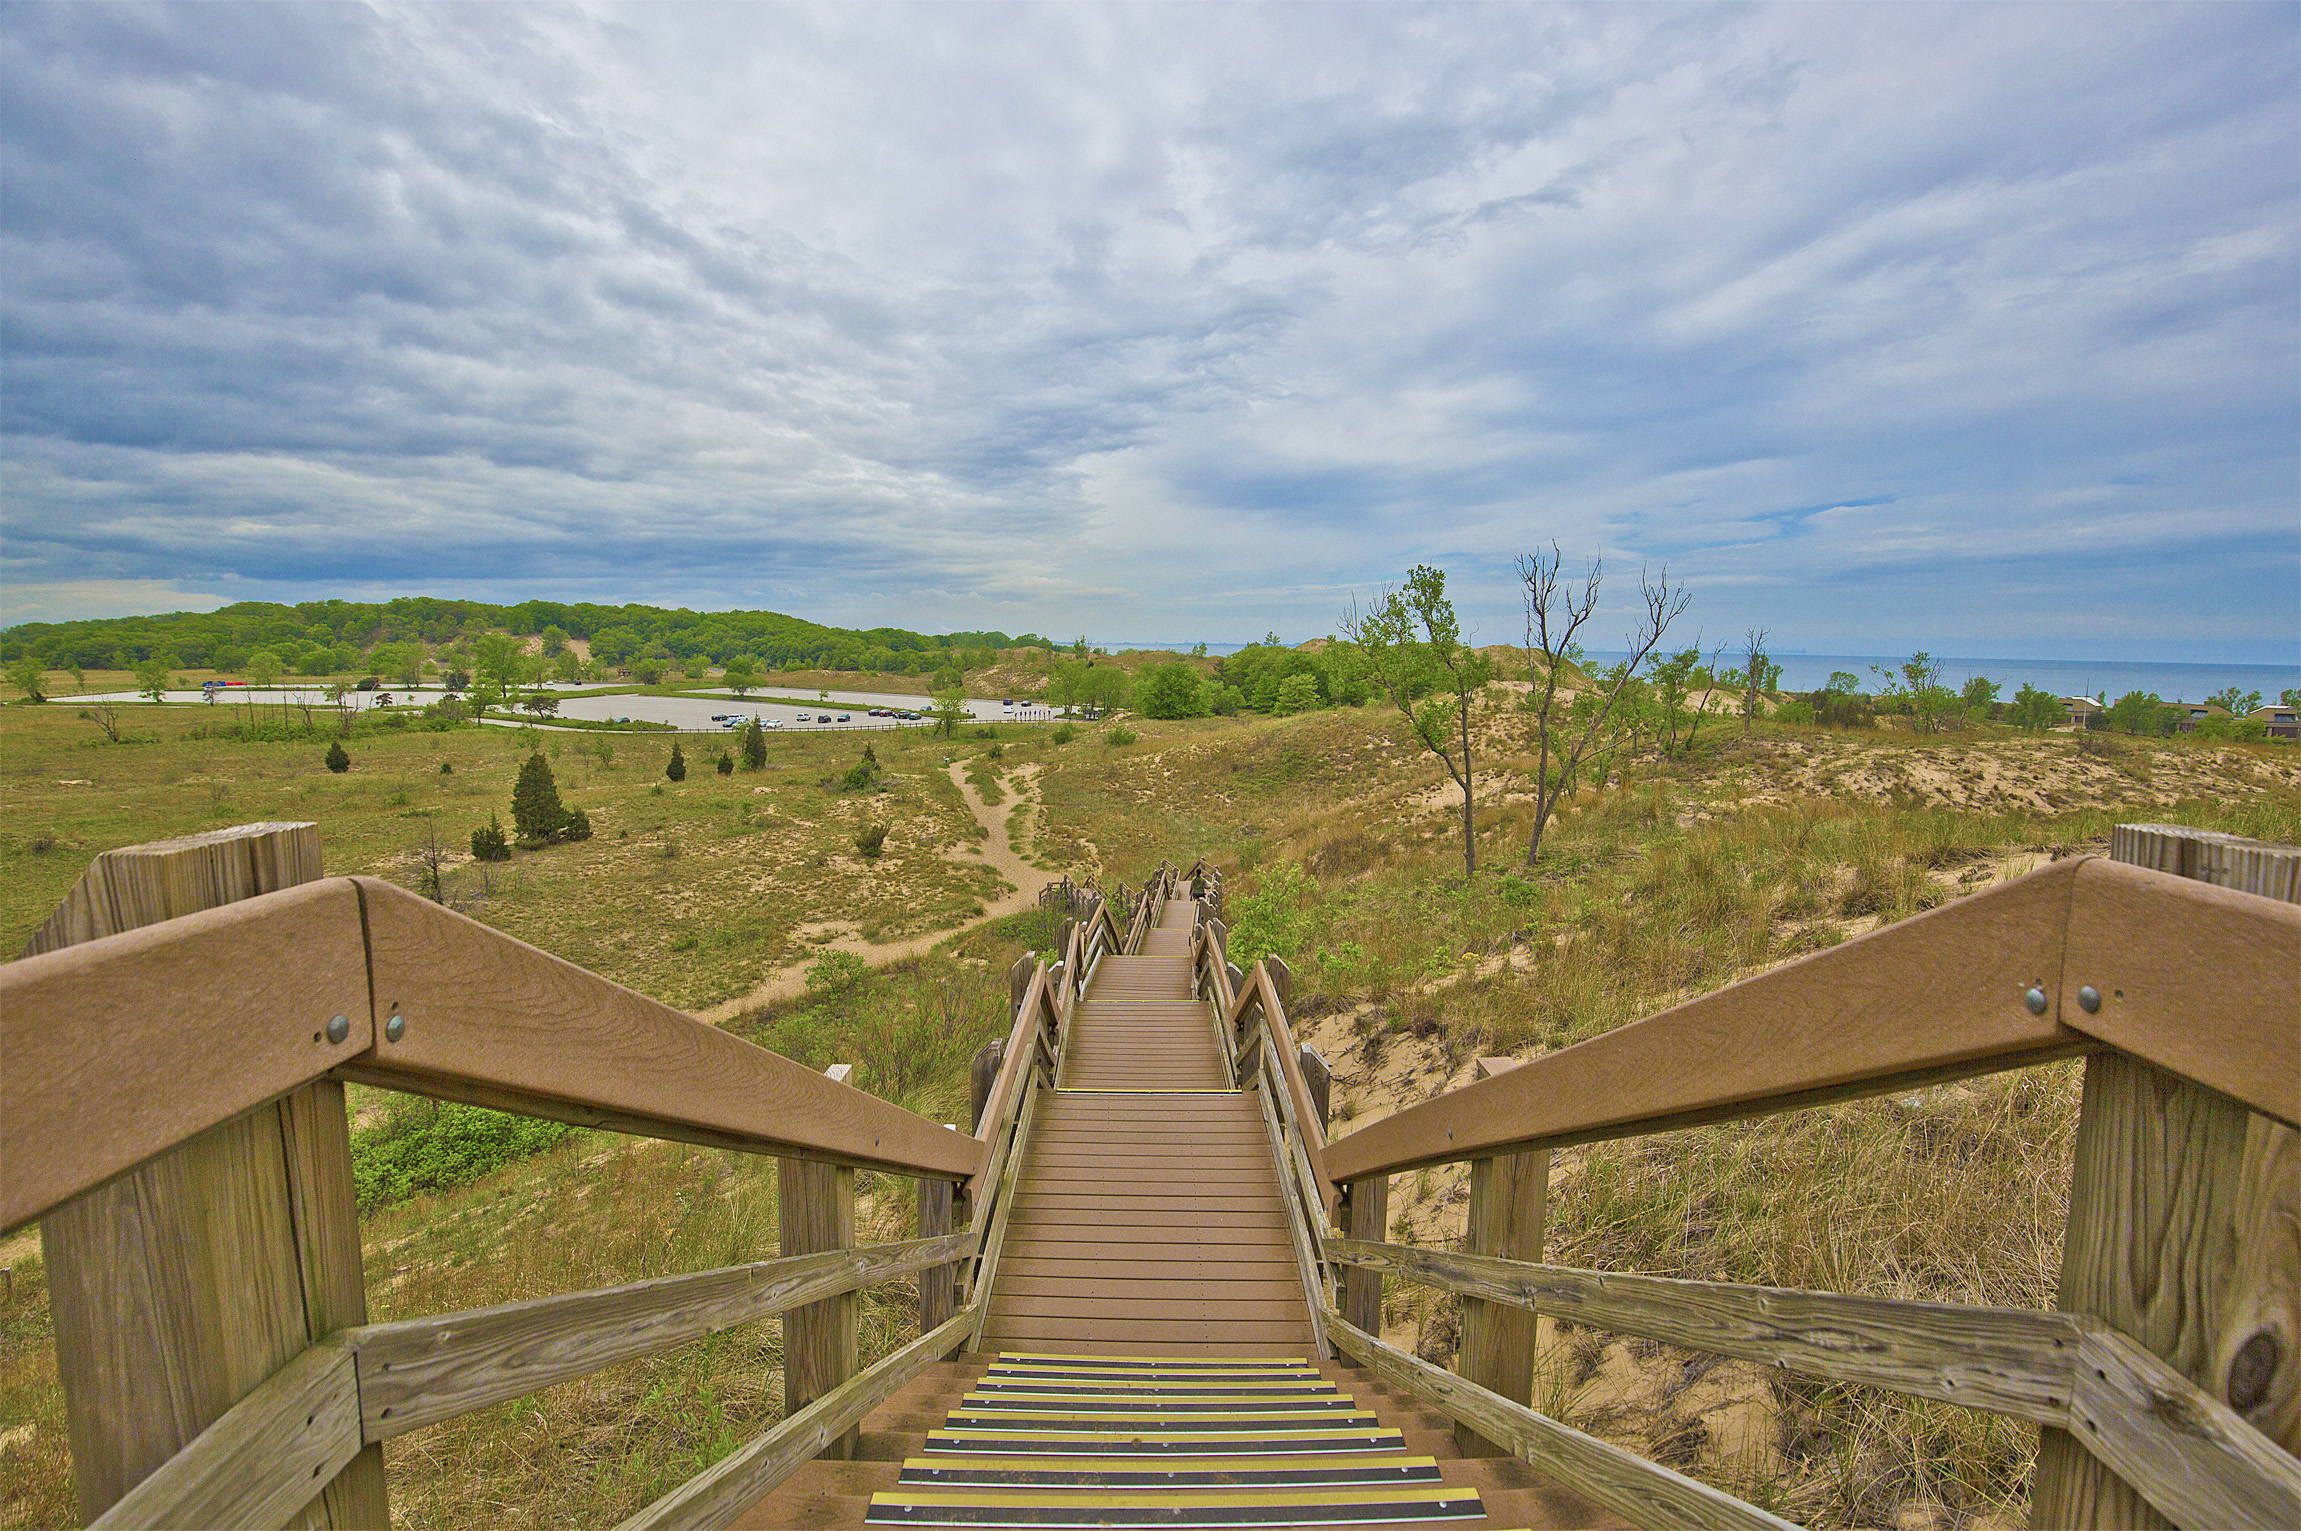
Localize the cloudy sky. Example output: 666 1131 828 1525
2 3 2294 659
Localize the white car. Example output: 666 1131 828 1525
764 718 784 729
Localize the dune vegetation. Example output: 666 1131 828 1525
2 678 2294 1529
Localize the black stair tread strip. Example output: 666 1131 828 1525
960 1400 1358 1413
924 1432 1404 1451
860 1492 1488 1526
895 1464 1445 1490
972 1385 1336 1397
940 1416 1383 1433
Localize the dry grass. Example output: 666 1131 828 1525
4 692 2294 1529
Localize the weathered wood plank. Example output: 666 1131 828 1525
613 1308 977 1531
88 1339 364 1531
969 1072 1041 1350
1323 857 2090 1181
1251 1063 1328 1359
347 878 977 1180
1327 1314 1800 1531
780 1154 856 1460
1 877 372 1233
918 1180 957 1332
1342 1176 1388 1337
1458 1054 1544 1458
2069 1322 2301 1531
2034 824 2301 1529
350 1235 969 1439
1328 1238 2083 1425
26 823 382 1527
2057 857 2300 1128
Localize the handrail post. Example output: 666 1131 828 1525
1456 1057 1547 1457
32 823 387 1526
782 1069 860 1460
918 1172 956 1332
2031 825 2301 1526
1342 1174 1389 1336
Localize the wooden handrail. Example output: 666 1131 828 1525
1327 1314 1800 1531
615 1307 979 1531
1 876 985 1235
1327 1238 2082 1423
351 1234 972 1439
0 877 374 1234
1326 1240 2301 1529
87 1235 976 1530
1323 857 2299 1183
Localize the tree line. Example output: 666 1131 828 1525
0 596 1061 681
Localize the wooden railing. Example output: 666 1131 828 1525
1287 827 2300 1530
0 822 1124 1531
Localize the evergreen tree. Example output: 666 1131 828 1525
470 813 511 862
666 739 687 781
716 750 733 775
740 716 767 770
511 752 568 840
325 740 351 773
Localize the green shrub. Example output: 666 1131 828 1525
351 1101 569 1209
1050 722 1077 745
805 949 870 997
470 813 510 862
666 740 687 781
562 807 592 841
1230 861 1314 964
325 740 351 773
855 822 889 859
1107 725 1139 746
716 750 734 775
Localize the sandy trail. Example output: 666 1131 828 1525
691 760 1044 1025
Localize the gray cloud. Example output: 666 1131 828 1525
2 1 2293 659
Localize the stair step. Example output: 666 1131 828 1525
861 1484 1488 1526
924 1430 1409 1457
895 1455 1445 1490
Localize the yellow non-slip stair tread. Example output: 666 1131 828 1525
922 1429 1407 1453
994 1352 1311 1366
867 1485 1482 1509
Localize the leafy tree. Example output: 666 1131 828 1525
666 740 687 781
325 740 351 773
470 813 511 862
521 692 561 718
247 649 283 687
2208 686 2262 717
723 655 760 696
1511 548 1687 864
931 688 972 737
739 716 767 769
2007 682 2062 731
443 667 471 691
1739 629 1782 733
7 655 50 701
473 632 521 691
1274 672 1321 715
1961 675 2001 715
2108 690 2178 736
1345 564 1496 875
1138 662 1207 719
2283 688 2301 712
539 624 569 657
512 753 569 840
1649 644 1727 756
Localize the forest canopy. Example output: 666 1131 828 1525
0 597 1059 678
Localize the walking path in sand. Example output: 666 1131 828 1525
690 760 1052 1026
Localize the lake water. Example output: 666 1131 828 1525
1581 652 2299 705
1097 641 2297 706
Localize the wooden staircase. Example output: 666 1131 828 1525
733 894 1625 1528
734 1352 1628 1527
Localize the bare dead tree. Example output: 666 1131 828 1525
1740 627 1778 735
1517 545 1690 864
415 815 452 904
84 704 123 744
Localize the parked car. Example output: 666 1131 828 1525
764 718 783 729
836 713 852 722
